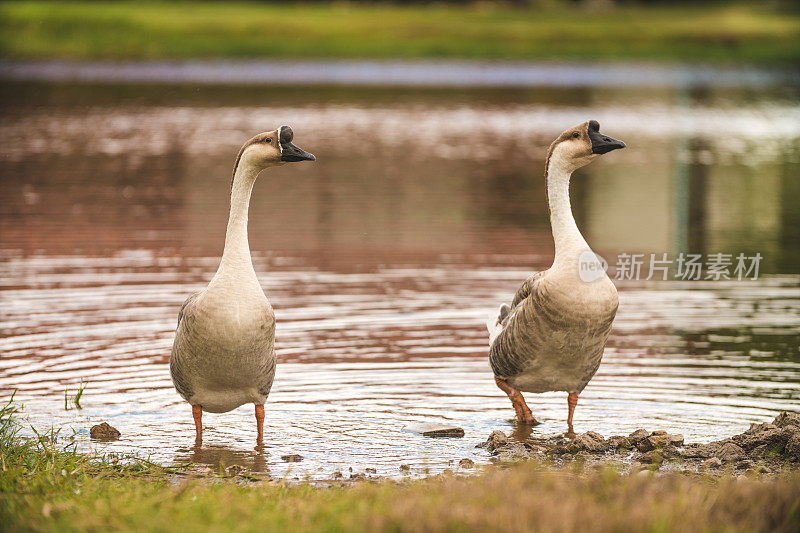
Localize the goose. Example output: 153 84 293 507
486 120 625 437
170 126 315 445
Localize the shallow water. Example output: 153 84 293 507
1 80 799 480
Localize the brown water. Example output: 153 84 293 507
1 81 799 480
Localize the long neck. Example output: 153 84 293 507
546 156 590 267
211 162 260 283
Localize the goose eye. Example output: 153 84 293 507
265 138 272 143
572 132 580 138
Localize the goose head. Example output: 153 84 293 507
547 120 625 173
235 125 316 172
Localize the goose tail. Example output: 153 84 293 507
486 304 510 345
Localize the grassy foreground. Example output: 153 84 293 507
1 1 799 64
2 403 800 532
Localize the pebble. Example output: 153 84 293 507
459 458 475 468
89 422 120 441
405 423 465 438
281 454 303 463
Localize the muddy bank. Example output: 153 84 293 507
479 412 800 475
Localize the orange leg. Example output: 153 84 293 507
255 404 265 445
192 404 203 445
495 376 538 425
566 393 579 439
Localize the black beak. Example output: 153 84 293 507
278 125 316 162
588 120 626 155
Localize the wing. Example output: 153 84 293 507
176 291 201 328
486 272 543 337
488 272 545 378
170 291 202 400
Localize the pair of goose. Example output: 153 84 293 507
170 121 625 444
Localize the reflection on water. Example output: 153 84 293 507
0 82 798 479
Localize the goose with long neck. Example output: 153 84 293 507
487 120 625 437
170 126 315 445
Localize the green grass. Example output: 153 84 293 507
2 399 800 532
0 1 798 64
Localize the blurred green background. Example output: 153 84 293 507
1 0 798 64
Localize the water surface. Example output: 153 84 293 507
1 80 798 480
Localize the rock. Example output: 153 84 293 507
635 451 663 464
734 426 785 451
661 444 679 458
400 464 410 472
703 457 723 469
493 443 531 461
668 434 684 447
735 459 755 470
225 465 245 477
773 412 800 429
750 444 770 459
746 422 777 434
683 442 720 459
484 431 509 451
458 458 475 468
406 423 465 438
569 431 608 453
350 473 366 480
635 435 659 452
606 436 630 449
714 442 746 462
331 471 343 479
365 468 377 474
89 422 120 441
650 430 668 437
785 433 800 460
637 434 670 452
628 429 649 443
281 454 303 463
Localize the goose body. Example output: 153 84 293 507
487 120 625 435
170 126 315 443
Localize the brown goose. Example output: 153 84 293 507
170 126 315 445
487 120 625 437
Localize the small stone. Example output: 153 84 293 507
668 434 684 447
281 454 303 463
735 459 755 470
365 468 377 474
350 473 366 480
606 436 630 449
628 429 648 443
703 457 723 469
89 422 120 441
458 458 475 468
331 471 343 479
637 435 667 452
570 431 608 453
400 464 410 472
225 465 244 477
661 444 679 458
634 451 662 464
714 442 746 462
683 442 719 459
650 430 668 437
485 430 509 451
406 423 465 438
